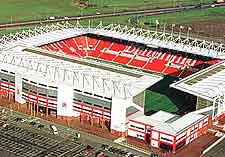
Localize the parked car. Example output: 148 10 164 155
2 123 9 128
49 16 55 20
15 117 26 122
50 124 58 135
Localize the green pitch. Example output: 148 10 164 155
143 75 195 114
144 90 178 113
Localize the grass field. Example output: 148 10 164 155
0 0 212 23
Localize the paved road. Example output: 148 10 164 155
204 136 225 157
0 3 224 29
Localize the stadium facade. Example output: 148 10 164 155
0 22 224 153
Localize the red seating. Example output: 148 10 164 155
39 35 220 78
128 59 147 68
87 37 98 49
74 36 87 49
163 66 181 75
109 43 126 52
98 52 117 61
113 56 132 64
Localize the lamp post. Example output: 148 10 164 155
187 27 192 38
179 25 184 38
171 24 175 36
155 20 159 33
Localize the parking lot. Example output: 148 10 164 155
0 120 87 157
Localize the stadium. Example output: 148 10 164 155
0 21 224 153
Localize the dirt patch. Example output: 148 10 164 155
72 0 89 8
169 19 225 43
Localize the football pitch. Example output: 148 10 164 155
143 75 196 114
144 90 178 113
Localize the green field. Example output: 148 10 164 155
139 7 225 26
0 0 212 23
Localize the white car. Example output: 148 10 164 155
50 125 58 135
2 123 9 128
49 16 55 20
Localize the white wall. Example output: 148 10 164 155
111 97 130 133
15 73 26 104
57 84 79 117
128 129 145 140
151 131 159 140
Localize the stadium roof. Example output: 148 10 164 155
0 22 225 59
170 61 225 101
0 45 162 99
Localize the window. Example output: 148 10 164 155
39 93 47 97
130 125 144 130
10 80 15 84
49 86 57 89
1 78 8 82
94 104 102 108
84 92 92 95
83 108 92 112
39 100 46 103
73 105 82 110
73 98 82 102
30 81 37 84
48 95 57 99
161 137 173 142
177 134 186 141
84 101 92 105
104 107 111 110
1 69 8 73
30 97 37 101
30 89 37 94
74 89 82 92
137 134 144 138
104 97 112 100
94 94 103 98
93 111 101 115
22 78 28 81
39 83 47 87
22 87 29 91
48 102 57 106
203 120 208 125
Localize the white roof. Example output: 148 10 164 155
129 110 176 127
170 61 225 101
153 112 206 135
